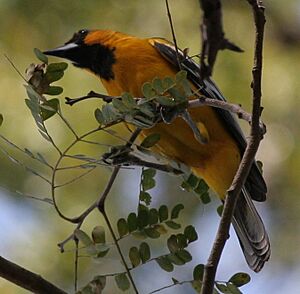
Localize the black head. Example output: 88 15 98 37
44 29 116 80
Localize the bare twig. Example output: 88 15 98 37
97 129 142 294
198 0 243 77
200 1 266 293
165 0 182 69
0 256 67 294
189 95 266 133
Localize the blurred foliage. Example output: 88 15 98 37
1 0 300 293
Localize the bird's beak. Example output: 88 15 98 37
43 43 79 60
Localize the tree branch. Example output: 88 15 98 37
200 1 266 294
199 0 243 77
0 256 67 294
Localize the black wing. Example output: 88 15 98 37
151 39 267 201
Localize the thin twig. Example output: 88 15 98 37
97 129 142 294
165 0 182 70
74 237 79 292
148 280 192 294
189 95 266 133
200 1 266 293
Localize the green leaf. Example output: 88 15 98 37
24 148 34 158
92 226 105 244
158 205 168 222
95 245 110 258
144 227 160 239
121 92 136 109
156 256 174 272
165 220 181 230
137 209 149 229
40 99 60 121
148 208 159 225
138 204 149 212
142 82 155 99
167 253 185 265
142 176 155 191
86 276 106 293
192 280 202 293
44 86 63 96
176 233 188 249
0 114 3 127
74 229 93 247
163 77 175 89
47 62 68 72
142 168 156 178
25 85 40 102
115 273 130 291
200 191 211 204
95 108 104 125
129 246 141 268
140 133 161 148
45 70 64 83
138 103 156 118
176 249 192 262
117 218 128 238
186 174 200 189
180 180 192 192
217 204 224 217
229 272 251 287
194 179 209 194
112 98 129 113
227 283 242 294
154 224 167 235
171 204 184 219
181 79 192 96
167 235 179 253
127 213 138 233
131 231 147 240
193 264 205 281
101 104 120 124
167 87 185 102
34 48 48 64
184 225 198 243
139 191 152 206
139 242 151 263
152 77 164 94
215 282 228 293
175 70 187 82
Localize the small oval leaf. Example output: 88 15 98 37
139 242 151 263
156 256 174 272
117 218 129 238
34 48 48 64
92 226 105 244
115 273 130 291
129 246 141 268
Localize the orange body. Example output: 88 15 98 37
86 31 240 198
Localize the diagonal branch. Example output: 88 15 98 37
0 256 67 294
200 1 266 294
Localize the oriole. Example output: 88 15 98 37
44 29 270 272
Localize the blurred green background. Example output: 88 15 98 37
1 0 300 293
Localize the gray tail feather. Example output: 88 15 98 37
232 188 271 272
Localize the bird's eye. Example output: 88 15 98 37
79 29 87 35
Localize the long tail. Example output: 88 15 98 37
232 187 271 272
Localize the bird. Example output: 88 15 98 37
44 29 270 272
